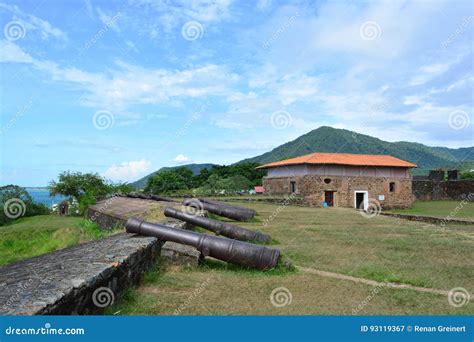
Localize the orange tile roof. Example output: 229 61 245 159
256 152 417 169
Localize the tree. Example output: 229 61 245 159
48 171 133 215
145 168 193 194
0 185 49 225
460 171 474 180
49 171 109 200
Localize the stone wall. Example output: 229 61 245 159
0 233 162 315
412 180 474 201
0 197 200 316
263 174 413 209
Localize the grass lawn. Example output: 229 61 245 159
0 215 119 266
388 200 474 220
107 201 474 315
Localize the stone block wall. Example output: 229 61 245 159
0 233 162 315
412 180 474 201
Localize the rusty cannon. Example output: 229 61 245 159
200 198 256 217
126 192 150 200
164 207 270 243
149 194 178 202
126 218 280 270
182 198 254 221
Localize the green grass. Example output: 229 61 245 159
0 215 120 266
107 201 474 315
388 200 474 220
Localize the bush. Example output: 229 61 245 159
79 193 96 215
0 185 50 226
48 171 133 215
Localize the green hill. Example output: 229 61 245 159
237 126 473 174
131 127 473 187
131 163 216 189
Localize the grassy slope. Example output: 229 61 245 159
0 215 118 266
388 200 474 220
108 201 474 315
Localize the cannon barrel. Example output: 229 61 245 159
164 207 270 243
126 218 280 270
200 198 256 217
150 195 178 202
126 192 150 200
182 198 254 221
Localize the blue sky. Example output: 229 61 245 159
0 0 472 186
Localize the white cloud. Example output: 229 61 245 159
103 159 151 182
0 40 33 63
173 154 190 164
409 62 453 86
0 42 239 113
0 2 67 40
97 7 121 32
127 0 234 35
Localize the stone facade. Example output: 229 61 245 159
263 173 413 209
412 179 474 201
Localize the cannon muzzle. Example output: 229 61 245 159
164 207 270 243
126 218 280 270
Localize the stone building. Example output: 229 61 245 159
257 152 417 209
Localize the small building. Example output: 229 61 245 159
256 152 417 209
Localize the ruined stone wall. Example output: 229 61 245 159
263 175 413 209
412 180 474 201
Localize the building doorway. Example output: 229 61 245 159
354 191 368 210
290 181 297 193
324 191 335 206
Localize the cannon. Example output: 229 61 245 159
126 192 150 200
182 198 254 221
126 218 280 270
164 207 270 243
200 198 256 217
150 194 178 202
